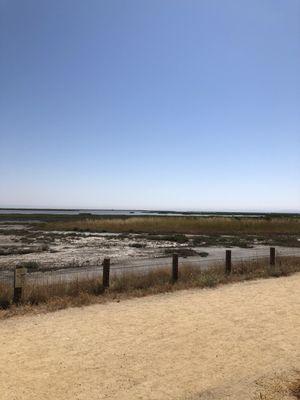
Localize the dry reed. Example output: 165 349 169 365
44 216 300 235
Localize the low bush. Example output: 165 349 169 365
22 261 41 271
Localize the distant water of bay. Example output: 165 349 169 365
0 209 266 217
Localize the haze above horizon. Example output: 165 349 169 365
1 1 299 212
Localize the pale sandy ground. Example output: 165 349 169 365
0 275 300 400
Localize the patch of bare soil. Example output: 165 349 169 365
0 274 299 399
0 224 199 269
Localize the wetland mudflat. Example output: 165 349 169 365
1 220 299 271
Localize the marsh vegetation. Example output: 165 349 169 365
0 215 299 270
43 216 300 235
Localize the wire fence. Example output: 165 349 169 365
0 248 300 286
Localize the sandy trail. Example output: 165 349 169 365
0 275 300 400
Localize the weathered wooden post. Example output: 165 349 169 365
270 247 276 267
172 254 179 282
13 266 26 304
103 258 110 289
225 250 232 274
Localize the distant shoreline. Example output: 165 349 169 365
0 208 299 218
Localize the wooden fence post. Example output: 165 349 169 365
13 266 26 304
270 247 276 267
103 258 110 289
172 254 179 282
225 250 232 274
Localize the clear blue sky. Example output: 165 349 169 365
1 0 299 211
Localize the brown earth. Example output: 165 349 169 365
0 274 299 399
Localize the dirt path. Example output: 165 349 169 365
0 275 300 400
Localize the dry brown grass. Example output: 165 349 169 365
0 256 299 319
43 216 300 235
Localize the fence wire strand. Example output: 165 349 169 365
0 250 299 298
